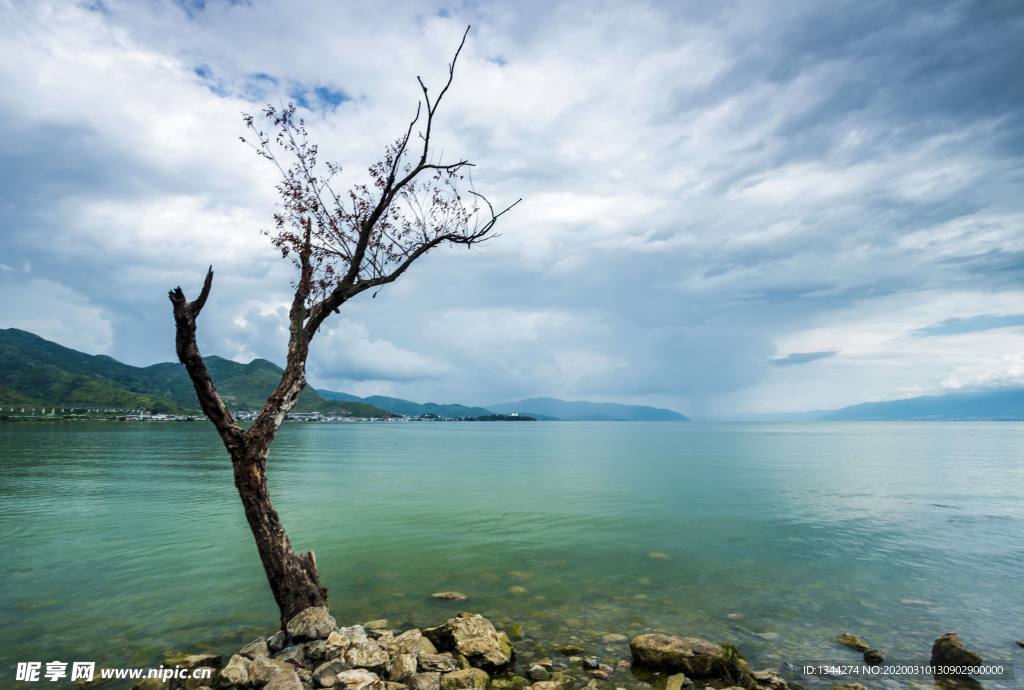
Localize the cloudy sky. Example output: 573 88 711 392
1 0 1022 417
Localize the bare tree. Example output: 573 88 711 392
169 27 518 627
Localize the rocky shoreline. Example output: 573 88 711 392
133 607 990 690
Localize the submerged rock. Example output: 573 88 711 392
432 592 469 601
751 669 787 690
161 652 222 670
528 665 551 681
552 644 584 656
664 673 688 690
287 606 338 642
629 634 728 677
863 649 885 665
424 613 514 671
836 633 871 653
931 632 982 669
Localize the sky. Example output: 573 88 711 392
0 0 1022 418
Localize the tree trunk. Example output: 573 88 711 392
232 445 327 629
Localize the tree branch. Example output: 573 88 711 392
168 267 245 453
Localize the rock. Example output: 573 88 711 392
313 659 350 688
863 649 885 665
417 637 440 656
491 675 530 690
666 674 687 690
287 607 338 642
334 669 382 690
386 629 426 656
240 636 271 660
827 684 869 690
589 670 609 680
529 683 561 690
432 592 469 601
268 631 288 653
553 644 584 656
162 653 223 670
836 633 871 653
581 657 600 670
250 656 296 686
509 624 525 641
391 654 419 681
629 634 728 677
275 644 311 667
424 613 514 671
410 672 442 690
1016 640 1024 649
420 653 460 673
751 670 786 690
264 668 304 690
648 551 671 559
219 655 252 686
528 665 551 681
931 632 982 669
383 684 407 690
509 586 528 594
365 619 391 631
345 639 390 672
602 634 628 643
726 614 743 621
441 668 491 690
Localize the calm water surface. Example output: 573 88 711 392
1 421 1022 686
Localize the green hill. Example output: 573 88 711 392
0 328 390 417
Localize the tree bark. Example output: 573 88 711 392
232 446 327 629
170 268 327 629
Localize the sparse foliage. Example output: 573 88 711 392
168 26 517 626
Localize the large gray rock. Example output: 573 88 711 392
314 659 351 688
931 632 982 668
390 653 419 681
264 668 304 690
287 606 338 642
629 634 728 677
441 668 491 690
335 669 382 690
424 613 514 671
218 654 252 686
239 636 270 660
385 629 426 656
250 656 296 686
409 672 442 690
345 639 390 671
420 653 460 673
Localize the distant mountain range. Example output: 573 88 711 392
487 397 689 421
819 387 1024 421
0 328 690 421
317 391 493 419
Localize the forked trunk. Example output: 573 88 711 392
232 447 327 629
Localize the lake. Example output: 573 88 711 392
1 421 1022 687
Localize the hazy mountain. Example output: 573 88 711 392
318 390 493 418
821 388 1024 421
488 397 688 421
0 328 389 417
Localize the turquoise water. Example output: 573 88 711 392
1 421 1022 687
